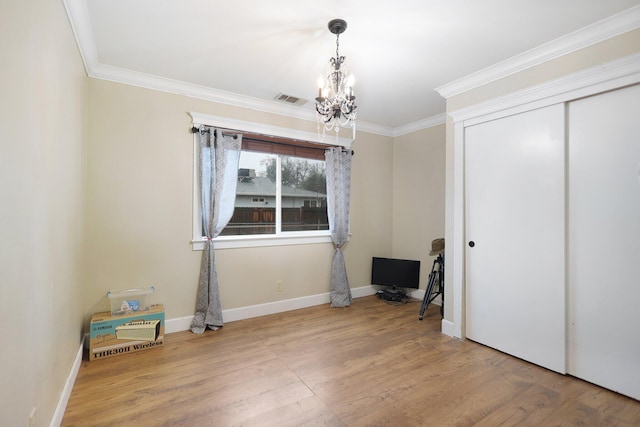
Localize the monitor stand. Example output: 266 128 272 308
379 287 407 302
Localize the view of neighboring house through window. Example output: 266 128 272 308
220 150 329 236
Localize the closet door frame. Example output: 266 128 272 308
444 53 640 340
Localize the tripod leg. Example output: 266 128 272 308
419 269 437 320
438 254 444 318
439 271 444 318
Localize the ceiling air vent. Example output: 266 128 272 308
274 93 307 106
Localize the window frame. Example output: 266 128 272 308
190 112 352 250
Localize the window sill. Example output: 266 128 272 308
191 233 334 250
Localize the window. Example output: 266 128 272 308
221 151 329 237
190 113 351 250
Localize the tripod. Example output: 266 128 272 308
419 253 444 320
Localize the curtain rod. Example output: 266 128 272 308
190 126 354 155
190 126 238 139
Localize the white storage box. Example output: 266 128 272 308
107 286 155 316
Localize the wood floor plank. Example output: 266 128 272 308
62 296 640 426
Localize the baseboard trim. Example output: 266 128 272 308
165 315 194 334
83 286 443 337
166 285 379 333
408 288 442 306
50 341 83 427
441 319 458 338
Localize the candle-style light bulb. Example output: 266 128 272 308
317 76 324 98
346 73 355 87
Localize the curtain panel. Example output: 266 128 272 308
325 147 353 307
191 128 242 334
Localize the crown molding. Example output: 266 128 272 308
62 0 97 75
92 62 321 122
436 5 640 99
448 52 640 125
90 62 404 138
356 121 394 137
392 114 446 137
90 61 398 138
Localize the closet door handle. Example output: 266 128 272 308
468 241 475 248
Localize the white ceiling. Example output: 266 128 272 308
64 0 640 134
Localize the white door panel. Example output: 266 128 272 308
465 104 566 373
567 84 640 400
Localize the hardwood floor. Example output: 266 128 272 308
62 296 640 426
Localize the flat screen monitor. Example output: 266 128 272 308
371 257 420 290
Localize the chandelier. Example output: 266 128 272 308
315 19 357 141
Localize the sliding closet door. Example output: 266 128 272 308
567 84 640 400
465 104 566 373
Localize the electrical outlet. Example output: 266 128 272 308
275 280 284 292
29 407 36 427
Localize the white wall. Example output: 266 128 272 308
84 79 396 324
0 1 88 425
392 126 446 291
